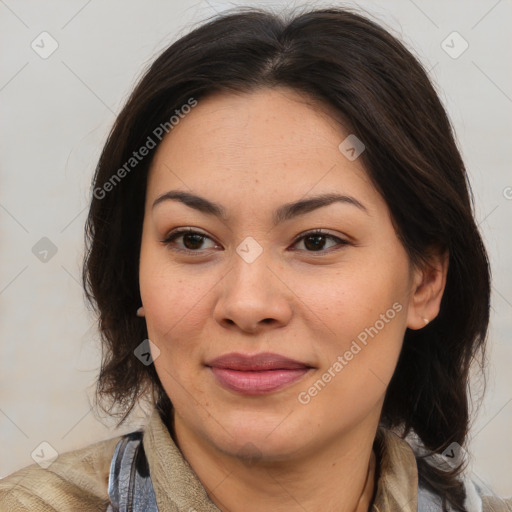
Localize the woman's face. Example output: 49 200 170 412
139 87 428 461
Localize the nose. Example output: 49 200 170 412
213 251 294 334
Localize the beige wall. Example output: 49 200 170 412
1 0 511 497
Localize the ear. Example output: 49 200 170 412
406 247 449 330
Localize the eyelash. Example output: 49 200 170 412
161 228 349 256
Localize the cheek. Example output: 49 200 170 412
301 248 410 382
296 279 407 423
302 257 409 336
139 239 200 330
141 265 210 399
339 243 411 320
145 277 224 336
138 248 220 380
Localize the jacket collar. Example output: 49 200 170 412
143 408 419 512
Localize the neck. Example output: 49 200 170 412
170 412 378 512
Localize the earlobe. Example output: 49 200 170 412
136 306 146 317
406 249 449 330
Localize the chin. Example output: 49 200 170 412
218 433 303 464
201 411 307 462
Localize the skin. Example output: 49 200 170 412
138 87 448 512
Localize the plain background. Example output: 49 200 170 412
0 0 511 497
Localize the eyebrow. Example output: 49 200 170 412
152 190 369 225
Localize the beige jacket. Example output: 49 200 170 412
0 408 509 511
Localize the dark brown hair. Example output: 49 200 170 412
82 6 490 510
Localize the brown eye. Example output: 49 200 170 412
161 228 349 255
293 230 349 253
181 233 206 250
303 234 329 251
162 228 218 253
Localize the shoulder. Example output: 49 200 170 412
0 434 123 512
418 475 512 512
472 480 512 512
376 427 512 512
481 495 512 512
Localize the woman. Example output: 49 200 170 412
0 6 509 512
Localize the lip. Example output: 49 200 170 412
206 352 313 395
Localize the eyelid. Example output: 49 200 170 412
289 228 350 253
161 227 219 253
291 228 345 244
161 227 350 254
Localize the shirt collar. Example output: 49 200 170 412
372 427 418 512
143 408 419 512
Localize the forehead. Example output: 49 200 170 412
146 87 382 215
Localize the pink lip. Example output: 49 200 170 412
206 352 312 395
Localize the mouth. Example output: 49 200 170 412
205 352 313 395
